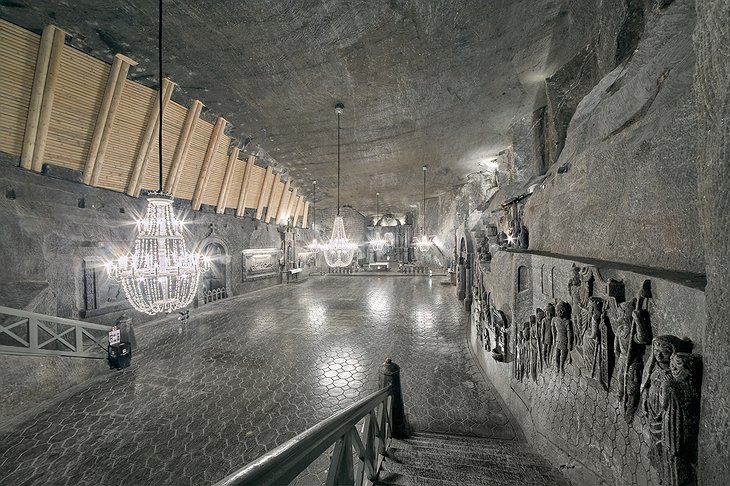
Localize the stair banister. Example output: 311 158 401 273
216 359 406 486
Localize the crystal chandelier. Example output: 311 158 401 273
323 103 358 267
106 0 208 315
306 180 321 252
416 165 431 252
369 192 386 252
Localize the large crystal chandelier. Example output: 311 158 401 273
369 192 386 252
106 0 208 315
416 165 431 253
306 180 321 252
323 103 358 267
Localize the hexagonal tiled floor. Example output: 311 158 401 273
0 276 519 485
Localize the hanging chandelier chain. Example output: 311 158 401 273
423 165 427 234
336 109 341 215
158 0 163 193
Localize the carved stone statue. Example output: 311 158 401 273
551 301 573 375
641 335 697 486
518 225 529 249
541 303 555 368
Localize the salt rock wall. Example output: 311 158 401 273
525 1 702 274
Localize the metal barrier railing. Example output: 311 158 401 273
215 359 407 486
0 305 111 359
203 287 228 304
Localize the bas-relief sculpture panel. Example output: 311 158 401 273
472 256 703 485
241 249 279 281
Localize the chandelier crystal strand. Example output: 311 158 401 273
106 0 208 315
324 103 357 267
370 192 386 252
417 165 430 252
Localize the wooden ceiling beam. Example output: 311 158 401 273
255 166 273 220
265 173 280 223
275 180 291 223
126 77 174 196
165 99 203 195
192 116 227 210
235 155 256 217
216 145 240 213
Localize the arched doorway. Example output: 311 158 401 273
203 242 227 291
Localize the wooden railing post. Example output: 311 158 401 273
378 358 407 439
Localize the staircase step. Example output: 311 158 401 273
385 446 552 471
379 458 564 486
391 437 534 458
375 471 453 486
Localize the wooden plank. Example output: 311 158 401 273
265 172 281 223
44 44 109 171
20 24 53 169
255 166 273 220
302 201 310 228
292 195 303 227
30 26 66 172
202 135 231 206
175 118 212 201
89 55 136 186
235 155 256 217
275 180 291 223
126 77 174 196
191 116 227 210
165 99 202 195
96 81 155 193
216 146 240 213
284 187 298 225
143 100 187 191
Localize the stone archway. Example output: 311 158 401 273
455 225 475 310
203 242 227 292
195 237 232 298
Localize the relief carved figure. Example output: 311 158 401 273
583 297 615 390
641 336 699 486
613 284 653 423
534 308 546 371
541 303 555 368
526 317 539 381
551 301 573 375
569 266 594 348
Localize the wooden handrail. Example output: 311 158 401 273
0 306 110 330
215 385 394 486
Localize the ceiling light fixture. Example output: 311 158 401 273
416 165 431 253
323 103 357 267
106 0 208 315
369 192 386 252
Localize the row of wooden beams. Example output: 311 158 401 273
14 22 312 227
235 155 256 217
192 116 227 210
126 77 174 196
85 54 139 186
216 146 240 213
165 99 203 195
21 25 67 172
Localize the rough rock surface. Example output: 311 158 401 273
525 1 701 273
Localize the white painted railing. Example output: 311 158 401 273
0 306 111 359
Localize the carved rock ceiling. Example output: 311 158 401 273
1 0 584 214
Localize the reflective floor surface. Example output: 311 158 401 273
0 276 519 485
